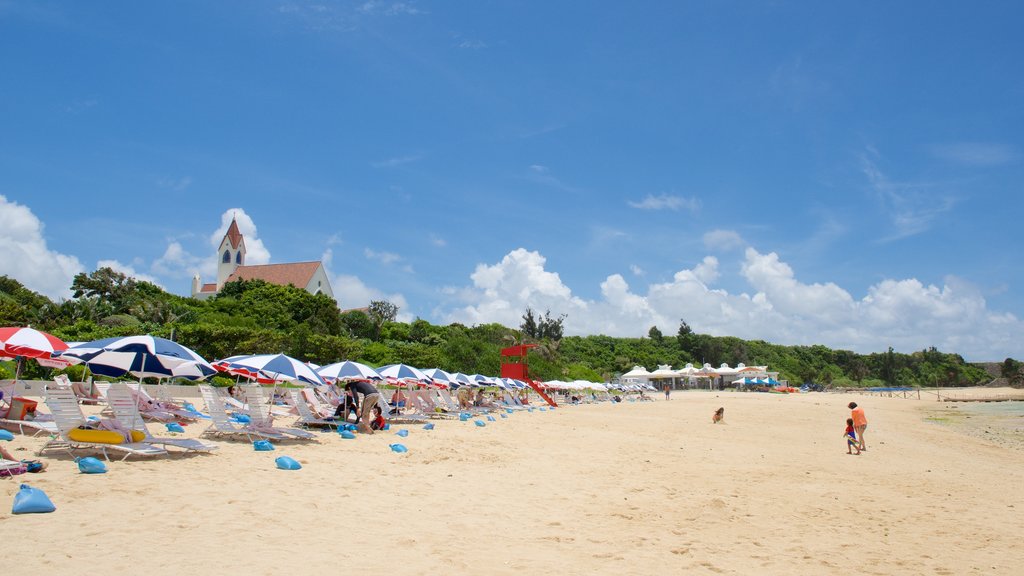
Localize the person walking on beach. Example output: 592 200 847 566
848 402 868 451
346 380 382 434
844 417 861 455
664 382 671 401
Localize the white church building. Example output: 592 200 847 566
190 218 335 301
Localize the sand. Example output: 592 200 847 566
2 389 1023 575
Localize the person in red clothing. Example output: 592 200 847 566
848 402 868 451
844 417 861 455
369 405 386 431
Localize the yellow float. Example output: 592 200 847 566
68 428 146 444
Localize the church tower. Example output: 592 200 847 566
216 218 246 290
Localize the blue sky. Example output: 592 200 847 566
1 1 1022 361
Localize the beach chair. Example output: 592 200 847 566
106 383 218 453
38 387 168 461
289 389 340 429
438 388 487 415
223 392 295 418
0 457 25 476
198 385 284 442
376 394 428 424
501 391 530 411
243 386 317 440
126 382 199 422
410 389 457 419
0 383 58 436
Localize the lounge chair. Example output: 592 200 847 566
289 389 340 429
438 388 488 415
126 383 199 422
0 384 58 436
376 394 428 424
38 387 168 462
106 383 218 453
242 386 317 440
410 389 457 419
198 385 285 442
502 391 530 410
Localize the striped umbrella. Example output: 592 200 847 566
316 360 382 384
56 335 213 380
214 353 327 387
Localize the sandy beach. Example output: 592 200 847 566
3 389 1023 575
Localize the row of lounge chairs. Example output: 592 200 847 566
2 378 551 463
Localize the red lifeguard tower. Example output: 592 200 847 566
500 344 557 407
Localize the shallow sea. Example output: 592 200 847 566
924 401 1024 450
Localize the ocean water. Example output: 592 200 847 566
957 400 1024 417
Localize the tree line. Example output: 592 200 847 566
0 268 1009 388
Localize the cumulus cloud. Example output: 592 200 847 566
0 195 84 299
442 246 1023 361
628 194 700 212
151 241 209 279
331 273 412 322
96 259 163 288
703 229 745 252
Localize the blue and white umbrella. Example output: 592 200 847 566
316 360 382 384
56 335 214 380
422 368 456 388
376 364 431 386
448 372 475 389
214 353 328 387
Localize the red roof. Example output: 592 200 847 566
225 219 244 250
226 262 321 288
199 283 217 293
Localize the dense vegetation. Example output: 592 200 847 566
0 269 1011 388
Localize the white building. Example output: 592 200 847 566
190 218 335 301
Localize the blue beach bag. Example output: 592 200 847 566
422 423 435 431
253 440 274 451
275 456 302 470
474 420 486 427
12 484 56 514
339 430 356 439
389 443 408 453
76 457 107 474
396 429 409 437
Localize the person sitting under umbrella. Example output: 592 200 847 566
333 387 360 423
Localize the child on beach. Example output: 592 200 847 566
712 407 724 424
369 405 386 431
844 418 861 455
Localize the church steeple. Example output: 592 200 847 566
216 217 246 290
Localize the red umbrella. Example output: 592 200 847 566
0 326 71 378
0 326 68 359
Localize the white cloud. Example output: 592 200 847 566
331 274 411 321
211 209 271 265
371 154 422 168
358 1 424 16
157 176 192 191
429 234 446 247
703 229 745 251
151 241 208 279
629 264 645 276
457 39 487 50
364 248 401 265
930 142 1018 167
441 246 1024 361
96 259 163 288
628 194 700 212
0 195 84 299
861 150 955 241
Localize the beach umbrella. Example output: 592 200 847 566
56 335 214 380
170 360 218 381
422 368 456 389
0 326 71 378
0 326 68 359
214 353 328 387
376 364 431 385
448 372 474 389
316 360 383 384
